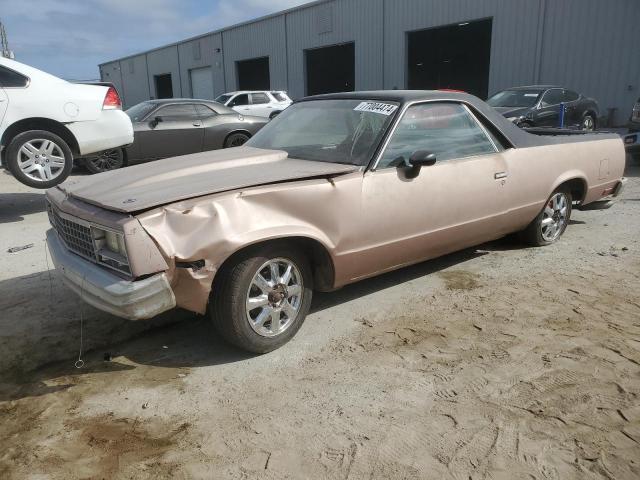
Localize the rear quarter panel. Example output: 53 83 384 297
504 136 625 230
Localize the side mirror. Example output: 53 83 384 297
150 116 163 128
398 151 436 178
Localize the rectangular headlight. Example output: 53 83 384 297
91 226 130 275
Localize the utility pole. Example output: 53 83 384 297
0 20 15 59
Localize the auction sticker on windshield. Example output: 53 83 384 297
354 102 398 116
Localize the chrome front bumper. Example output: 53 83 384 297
46 229 176 320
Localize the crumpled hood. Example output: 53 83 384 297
57 146 359 213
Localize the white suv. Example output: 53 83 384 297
215 91 292 119
0 57 133 188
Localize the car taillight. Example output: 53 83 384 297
102 86 121 110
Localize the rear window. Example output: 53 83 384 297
0 65 29 87
271 92 289 102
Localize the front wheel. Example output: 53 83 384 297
210 245 313 353
83 148 125 174
520 187 572 246
5 130 73 188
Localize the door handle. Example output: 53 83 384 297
494 172 508 179
192 121 202 127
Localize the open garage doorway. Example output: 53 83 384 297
306 42 355 96
407 19 492 99
236 57 270 91
154 73 173 99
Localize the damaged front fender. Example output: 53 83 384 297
135 172 364 314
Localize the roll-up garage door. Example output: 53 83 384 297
190 67 214 100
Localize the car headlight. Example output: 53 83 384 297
506 116 522 123
91 227 130 274
104 230 126 255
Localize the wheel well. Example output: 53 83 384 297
560 178 587 203
1 118 80 155
214 237 336 292
225 130 252 142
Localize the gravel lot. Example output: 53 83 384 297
1 159 639 479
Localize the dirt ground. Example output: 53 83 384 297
1 160 639 480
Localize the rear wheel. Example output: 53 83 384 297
224 132 250 148
84 148 125 174
5 130 73 188
520 187 572 246
581 114 596 131
211 244 313 353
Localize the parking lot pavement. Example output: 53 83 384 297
1 160 639 479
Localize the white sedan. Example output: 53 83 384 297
0 57 133 188
215 91 292 119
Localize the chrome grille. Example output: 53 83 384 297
47 203 96 261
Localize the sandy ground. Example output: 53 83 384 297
1 159 639 479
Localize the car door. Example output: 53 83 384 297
535 88 565 127
228 93 250 115
357 102 510 279
194 103 229 151
561 89 581 127
135 103 204 160
249 92 271 117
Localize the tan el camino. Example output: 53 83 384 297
46 91 626 352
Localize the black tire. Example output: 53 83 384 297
581 113 596 132
5 130 73 189
269 111 281 120
520 186 572 247
210 244 313 353
83 148 125 174
519 121 534 129
224 132 250 148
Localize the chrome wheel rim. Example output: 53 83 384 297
541 193 569 242
582 116 594 131
17 139 66 182
86 149 122 171
246 258 303 337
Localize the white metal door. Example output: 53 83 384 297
190 67 214 100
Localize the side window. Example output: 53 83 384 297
378 103 497 169
0 66 29 87
540 89 564 107
154 104 197 120
563 90 579 102
229 94 249 107
195 104 217 117
251 93 269 104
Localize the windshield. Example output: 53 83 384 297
246 99 399 165
215 94 233 104
125 102 156 122
487 89 542 108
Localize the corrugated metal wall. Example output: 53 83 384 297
221 15 288 92
538 0 640 124
178 34 217 99
120 54 150 107
285 0 384 99
146 45 182 99
102 0 639 124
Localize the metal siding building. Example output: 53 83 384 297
99 0 640 126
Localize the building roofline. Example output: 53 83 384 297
98 0 330 67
